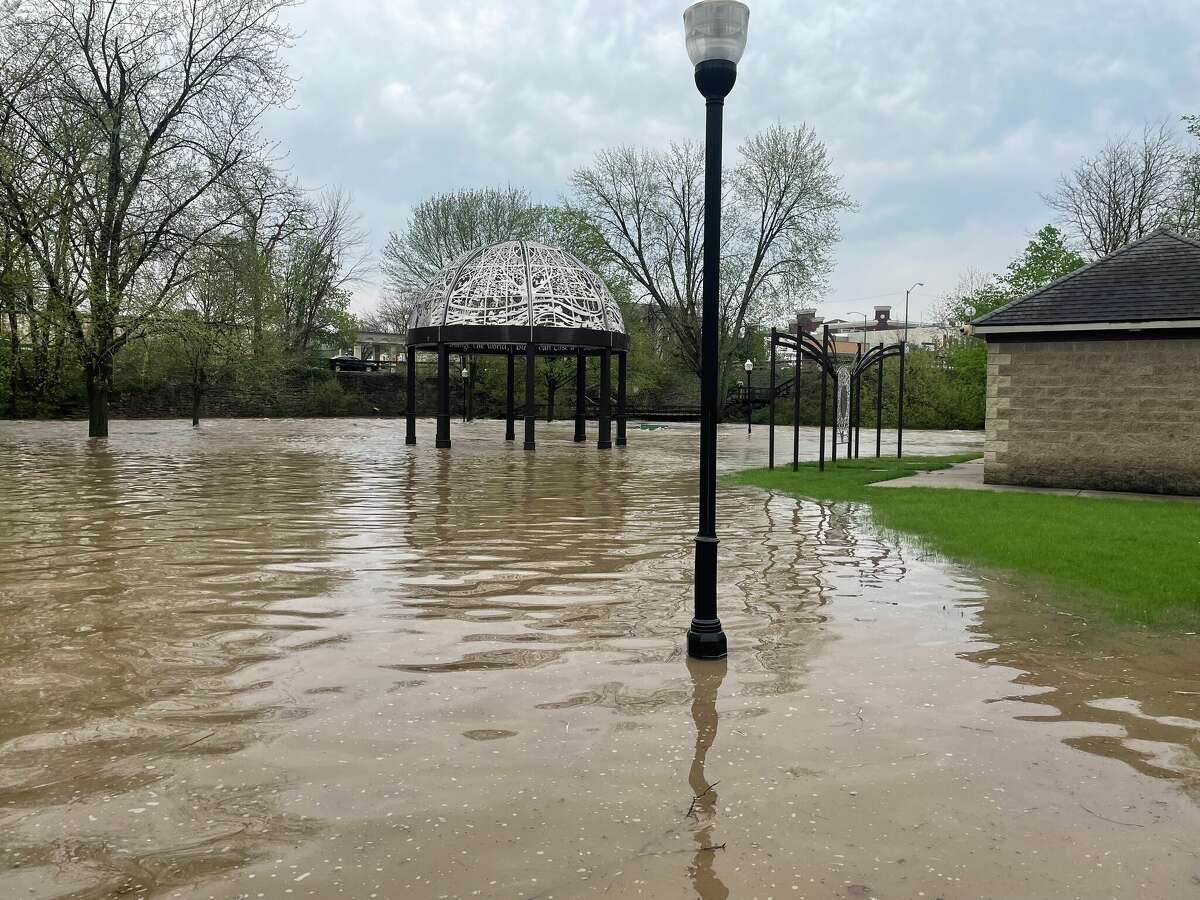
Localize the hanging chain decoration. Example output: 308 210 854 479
836 363 852 447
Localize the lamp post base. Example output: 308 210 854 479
687 619 727 660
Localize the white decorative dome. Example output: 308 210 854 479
407 241 625 334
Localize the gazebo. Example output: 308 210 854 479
404 240 630 451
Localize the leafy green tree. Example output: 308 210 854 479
0 0 295 436
938 225 1086 427
941 225 1084 328
380 187 545 312
1002 225 1087 298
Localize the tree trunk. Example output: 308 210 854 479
546 382 556 423
86 357 112 438
4 303 18 416
191 366 205 427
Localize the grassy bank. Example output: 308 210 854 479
730 455 1200 628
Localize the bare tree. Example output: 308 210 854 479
380 186 544 313
1043 123 1182 258
359 294 410 334
222 162 307 359
278 189 368 353
571 124 852 380
0 0 296 436
1166 151 1200 238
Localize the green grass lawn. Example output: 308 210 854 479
729 455 1200 629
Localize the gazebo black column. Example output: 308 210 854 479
524 342 537 451
597 349 612 450
436 343 451 449
505 348 515 441
616 351 627 447
405 347 417 445
574 350 587 443
767 329 776 469
818 326 828 471
792 320 802 472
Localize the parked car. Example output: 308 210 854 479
328 355 380 372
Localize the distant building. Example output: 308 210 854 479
972 228 1200 495
778 307 955 358
825 305 957 351
326 331 408 367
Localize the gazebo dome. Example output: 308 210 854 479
407 240 625 336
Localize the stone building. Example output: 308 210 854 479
972 228 1200 496
826 305 957 351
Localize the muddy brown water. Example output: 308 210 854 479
0 418 1197 900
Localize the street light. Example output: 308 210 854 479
903 282 924 346
461 365 469 423
683 0 749 662
744 358 754 434
847 311 871 346
900 282 922 460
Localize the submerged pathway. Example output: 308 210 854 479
0 419 1196 899
876 457 1200 502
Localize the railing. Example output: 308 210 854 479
580 376 799 421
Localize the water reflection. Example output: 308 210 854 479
965 580 1200 797
686 657 729 900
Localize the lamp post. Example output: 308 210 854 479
743 358 754 434
903 282 924 346
461 365 469 423
684 0 749 662
847 311 871 346
900 282 923 458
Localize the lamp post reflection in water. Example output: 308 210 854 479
687 656 730 900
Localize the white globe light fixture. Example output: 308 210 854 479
684 1 750 67
744 359 753 374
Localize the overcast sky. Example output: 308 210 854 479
264 0 1200 324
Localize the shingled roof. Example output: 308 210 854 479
973 228 1200 330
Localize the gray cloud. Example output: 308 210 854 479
265 0 1200 321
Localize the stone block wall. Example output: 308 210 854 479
984 335 1200 495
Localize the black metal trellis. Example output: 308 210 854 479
766 325 908 471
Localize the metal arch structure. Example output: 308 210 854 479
766 321 908 472
404 240 629 452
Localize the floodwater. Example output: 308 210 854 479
0 418 1197 900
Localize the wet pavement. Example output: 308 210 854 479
0 418 1197 900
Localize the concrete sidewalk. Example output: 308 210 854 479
874 459 1200 504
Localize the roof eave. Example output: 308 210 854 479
975 319 1200 336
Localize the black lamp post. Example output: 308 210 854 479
899 282 923 458
684 0 749 662
743 358 754 434
460 365 469 423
